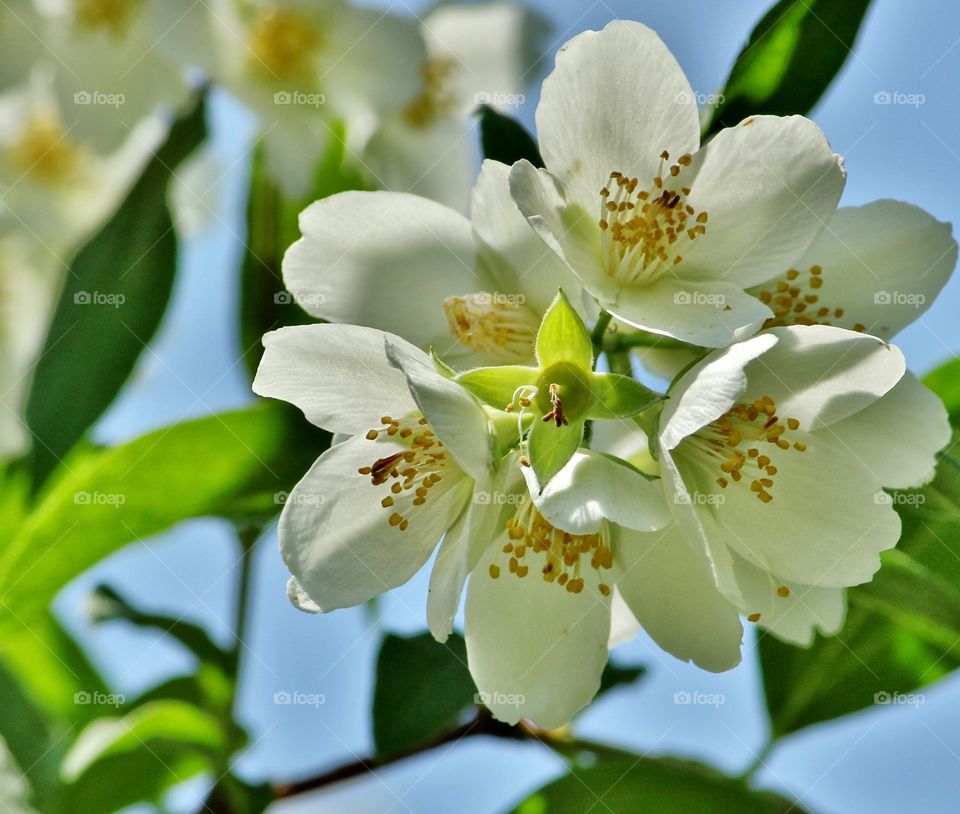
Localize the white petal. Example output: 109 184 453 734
744 325 906 430
253 324 422 435
730 554 845 646
363 115 474 212
536 21 700 210
283 191 489 353
696 432 901 588
385 336 491 481
607 278 772 348
827 372 950 489
660 333 779 451
465 540 611 728
614 523 743 672
680 116 846 288
522 450 671 534
286 577 320 613
472 159 581 316
280 436 472 611
750 201 958 339
607 587 642 647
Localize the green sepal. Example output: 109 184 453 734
527 417 584 490
455 365 538 410
588 373 664 420
535 289 594 371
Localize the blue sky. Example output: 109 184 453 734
55 1 960 811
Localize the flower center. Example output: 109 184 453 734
488 497 613 596
357 416 452 532
443 293 539 362
598 152 708 286
755 265 866 332
7 116 84 186
403 58 458 128
680 396 806 503
72 0 140 35
247 6 324 82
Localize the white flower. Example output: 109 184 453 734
0 65 164 252
654 324 950 645
30 0 204 149
748 200 958 339
509 20 846 348
207 0 423 198
363 2 545 211
282 159 579 367
252 322 502 642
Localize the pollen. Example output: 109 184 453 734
756 265 865 332
597 153 707 286
73 0 140 35
443 293 540 362
357 415 449 532
403 58 458 127
487 498 613 596
682 395 806 504
248 5 324 82
7 115 84 186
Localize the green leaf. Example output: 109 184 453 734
705 0 874 136
24 96 208 490
587 372 663 420
597 658 646 698
0 403 323 636
760 437 960 735
62 700 225 814
477 105 543 168
510 756 805 814
88 584 231 671
924 358 960 422
527 417 584 489
535 290 594 371
372 632 475 756
456 365 539 410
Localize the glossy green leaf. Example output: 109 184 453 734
25 96 208 489
924 358 960 422
372 632 475 757
510 756 805 814
477 105 543 168
0 404 322 636
705 0 874 135
62 700 225 814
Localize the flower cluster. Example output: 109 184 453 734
255 21 956 727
